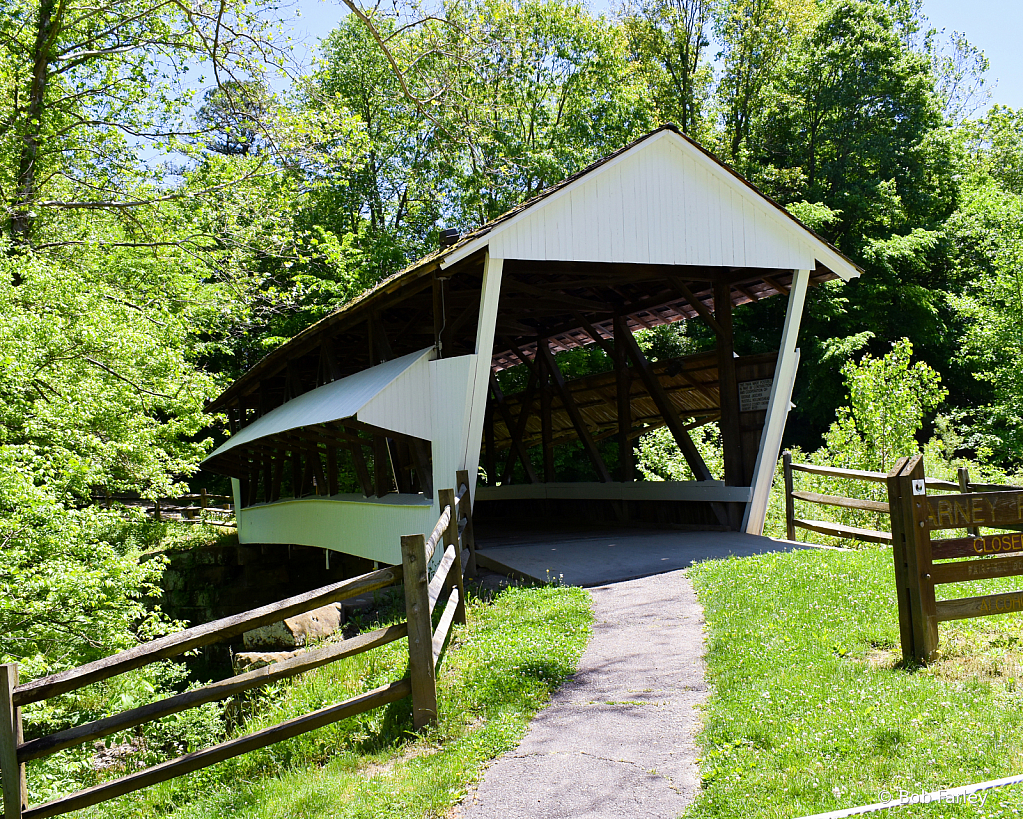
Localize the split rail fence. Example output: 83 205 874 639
94 490 235 526
781 451 1004 546
783 451 1023 664
1 471 477 819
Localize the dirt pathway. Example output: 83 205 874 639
458 568 707 818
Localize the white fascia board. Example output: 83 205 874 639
439 131 674 269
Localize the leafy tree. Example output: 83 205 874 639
945 108 1023 461
196 80 276 157
757 0 943 245
625 0 713 136
712 0 817 163
823 338 946 472
0 0 286 250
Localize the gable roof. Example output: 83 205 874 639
209 125 862 412
437 124 861 279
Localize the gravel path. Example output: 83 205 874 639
458 569 707 819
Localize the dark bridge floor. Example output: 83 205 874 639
474 525 810 587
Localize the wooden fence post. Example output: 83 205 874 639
439 488 467 626
1 663 25 819
455 469 477 577
958 467 980 537
887 455 938 663
782 451 796 541
400 534 437 730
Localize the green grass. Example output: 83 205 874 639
686 547 1023 818
70 583 592 819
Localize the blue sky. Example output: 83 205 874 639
288 0 1021 111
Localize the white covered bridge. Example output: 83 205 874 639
202 125 861 565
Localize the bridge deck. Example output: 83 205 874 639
474 525 808 587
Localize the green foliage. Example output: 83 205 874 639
944 108 1023 460
826 338 945 473
636 422 724 482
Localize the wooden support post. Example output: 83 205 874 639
200 488 207 511
270 451 283 502
615 333 633 483
350 440 373 497
389 440 412 494
887 456 916 663
326 447 338 497
958 467 979 536
400 534 438 730
374 437 391 497
439 489 467 625
410 440 434 498
432 275 445 358
536 340 612 483
1 663 25 819
614 315 727 526
456 469 477 576
540 357 554 482
742 268 810 535
484 401 497 486
887 455 938 663
495 372 540 485
783 451 795 541
290 449 302 499
714 279 744 489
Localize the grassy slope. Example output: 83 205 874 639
81 584 592 819
687 547 1023 818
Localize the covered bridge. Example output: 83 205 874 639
202 125 861 565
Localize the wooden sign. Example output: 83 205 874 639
888 456 1023 664
738 378 772 412
931 532 1023 560
930 554 1023 585
937 590 1023 622
924 491 1023 530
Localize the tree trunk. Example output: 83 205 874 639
10 0 57 250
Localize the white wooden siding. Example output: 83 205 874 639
206 347 435 461
238 495 436 565
743 268 811 535
475 482 752 503
486 134 817 269
358 349 434 440
429 355 477 492
440 130 861 277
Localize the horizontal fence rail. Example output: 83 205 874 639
1 474 477 819
92 490 235 526
781 453 989 547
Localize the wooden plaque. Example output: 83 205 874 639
931 554 1023 585
936 590 1023 622
932 531 1023 560
924 491 1023 530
